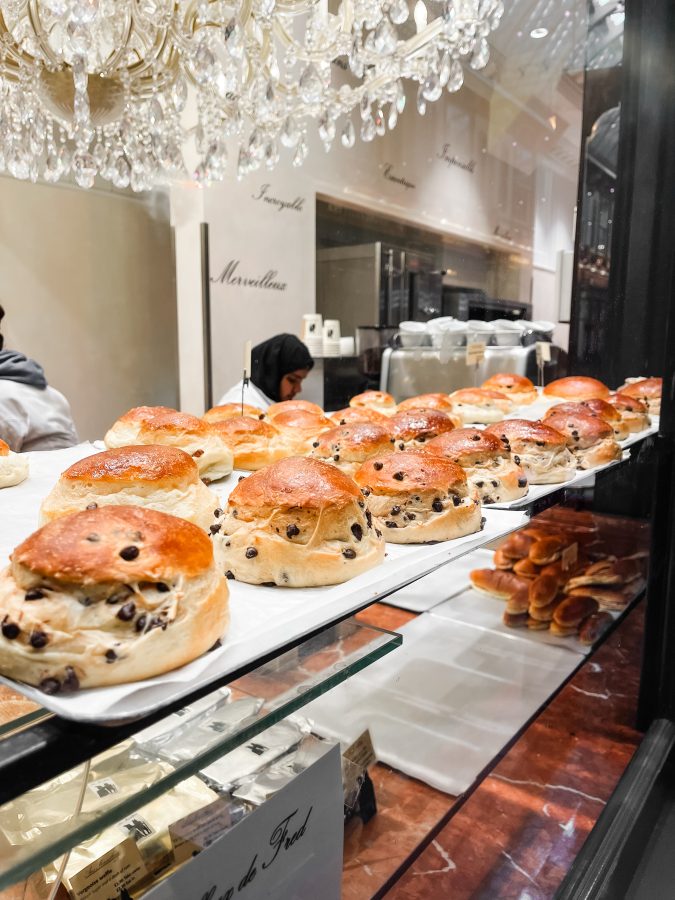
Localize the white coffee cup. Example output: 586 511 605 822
302 314 323 340
323 319 341 342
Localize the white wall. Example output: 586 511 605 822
0 178 178 439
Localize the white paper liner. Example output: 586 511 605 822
0 444 527 722
304 614 582 795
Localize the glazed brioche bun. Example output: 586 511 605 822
215 457 384 587
0 439 29 489
609 393 651 433
349 390 397 415
547 400 630 441
267 399 324 419
271 409 334 454
39 447 219 530
354 451 481 544
210 417 288 471
481 374 537 406
543 410 622 469
618 377 661 415
449 388 513 424
484 419 576 484
397 393 456 414
104 406 233 483
330 407 391 427
0 506 229 692
308 423 393 476
203 403 265 423
390 409 458 451
543 376 610 402
424 428 528 504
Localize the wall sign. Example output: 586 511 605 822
436 143 476 174
211 260 288 292
251 183 306 214
382 163 416 190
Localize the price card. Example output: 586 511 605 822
465 341 486 366
561 542 579 571
344 729 377 772
536 341 552 365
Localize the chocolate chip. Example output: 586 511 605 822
245 547 258 559
286 523 300 538
39 677 61 695
518 477 528 487
62 667 80 692
574 435 580 441
148 616 166 631
417 435 426 443
393 471 405 481
375 528 383 538
398 442 405 450
333 454 340 461
405 512 417 521
432 499 444 512
342 548 357 559
385 521 398 528
259 414 265 420
500 434 507 441
390 438 396 443
491 480 498 487
225 541 231 547
480 516 487 530
362 488 371 497
214 508 223 517
117 601 136 621
86 502 98 510
471 434 481 441
366 510 373 528
135 614 147 632
79 596 92 607
536 441 545 447
391 506 401 515
119 545 139 561
312 441 320 448
373 461 383 471
571 429 579 437
484 496 494 504
225 570 235 580
192 449 204 458
156 582 170 593
86 533 100 542
105 649 117 662
351 523 363 541
30 630 48 648
475 480 484 488
210 523 222 534
339 419 346 425
238 475 246 482
1 619 19 639
358 500 365 509
281 572 290 584
514 455 521 464
25 588 44 601
452 495 462 507
106 586 132 605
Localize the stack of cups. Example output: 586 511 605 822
301 314 323 357
323 320 341 357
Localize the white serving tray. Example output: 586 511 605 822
305 613 582 795
385 548 493 613
0 446 527 722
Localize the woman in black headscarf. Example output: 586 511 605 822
217 334 314 408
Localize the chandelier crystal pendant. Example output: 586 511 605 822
0 0 504 190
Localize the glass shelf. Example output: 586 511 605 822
0 616 400 891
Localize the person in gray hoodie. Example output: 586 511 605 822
0 306 78 451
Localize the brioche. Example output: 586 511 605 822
543 376 610 402
498 531 535 560
578 612 614 645
271 409 334 454
484 420 576 484
553 594 599 627
349 390 397 415
267 400 324 419
330 407 390 427
0 506 229 691
609 393 651 433
449 388 513 424
618 378 661 415
504 611 528 627
203 403 265 423
390 409 458 451
215 457 384 587
528 574 558 608
481 373 537 406
210 417 289 470
40 446 219 530
0 439 28 489
355 452 481 544
469 568 529 600
424 428 528 504
543 410 622 469
104 406 233 483
505 584 530 614
397 393 456 414
512 558 540 578
529 536 568 565
309 423 393 476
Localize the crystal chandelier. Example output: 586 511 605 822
0 0 504 190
